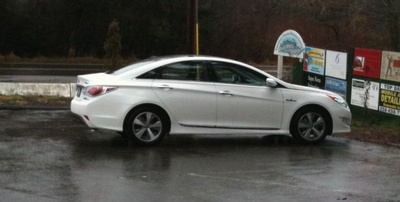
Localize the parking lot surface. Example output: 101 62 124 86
1 110 400 202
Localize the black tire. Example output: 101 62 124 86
290 108 330 144
124 107 169 146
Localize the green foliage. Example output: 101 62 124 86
351 106 400 129
104 19 122 70
0 52 20 62
0 96 70 106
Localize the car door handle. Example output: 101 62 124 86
219 90 234 96
157 85 173 90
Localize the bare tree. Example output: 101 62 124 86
367 0 400 51
204 0 291 62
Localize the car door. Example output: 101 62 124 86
211 61 284 129
151 61 217 127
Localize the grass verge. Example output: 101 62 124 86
0 95 71 107
334 116 400 147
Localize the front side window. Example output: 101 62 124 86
139 61 209 81
211 62 266 86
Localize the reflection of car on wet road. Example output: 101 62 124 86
71 55 351 145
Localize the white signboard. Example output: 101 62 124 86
325 50 347 80
274 30 305 59
350 79 379 110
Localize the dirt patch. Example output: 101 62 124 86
334 128 400 147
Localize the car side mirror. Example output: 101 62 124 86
266 78 277 87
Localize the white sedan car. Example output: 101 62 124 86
71 55 351 145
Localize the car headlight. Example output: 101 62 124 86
327 94 348 108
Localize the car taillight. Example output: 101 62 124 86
87 86 103 96
86 86 118 97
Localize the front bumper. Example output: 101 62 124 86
331 108 352 134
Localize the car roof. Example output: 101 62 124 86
113 55 283 81
101 55 292 88
146 55 261 69
112 55 246 76
146 55 234 62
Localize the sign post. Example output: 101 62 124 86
274 30 305 79
277 55 283 79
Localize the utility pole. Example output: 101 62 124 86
187 0 199 55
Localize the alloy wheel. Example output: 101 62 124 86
133 112 163 142
297 112 326 141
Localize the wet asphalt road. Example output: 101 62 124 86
1 110 400 202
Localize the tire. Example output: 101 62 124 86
124 107 169 146
290 108 330 144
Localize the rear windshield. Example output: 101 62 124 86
106 60 155 75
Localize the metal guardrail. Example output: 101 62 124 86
0 63 293 79
0 63 107 76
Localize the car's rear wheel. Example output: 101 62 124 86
290 108 330 144
124 107 168 146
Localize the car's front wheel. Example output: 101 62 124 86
290 108 330 144
124 107 169 146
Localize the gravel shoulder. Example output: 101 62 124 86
334 128 400 147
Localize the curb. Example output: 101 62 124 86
0 82 76 110
0 82 76 98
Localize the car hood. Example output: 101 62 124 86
289 83 335 95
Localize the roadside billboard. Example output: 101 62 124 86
381 51 400 82
325 50 347 80
350 78 379 110
303 72 325 89
352 48 382 79
325 77 347 99
379 83 400 116
303 46 325 75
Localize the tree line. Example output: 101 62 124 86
0 0 399 63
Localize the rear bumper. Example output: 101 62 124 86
70 97 125 131
71 112 88 126
70 98 99 128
